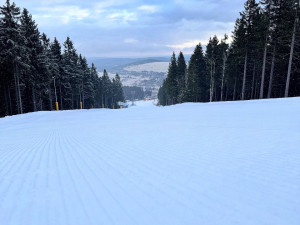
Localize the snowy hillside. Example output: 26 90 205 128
0 98 300 225
124 62 169 73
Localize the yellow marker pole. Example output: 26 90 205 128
102 104 104 108
56 102 59 111
80 102 83 110
120 106 122 109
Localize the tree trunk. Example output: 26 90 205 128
209 62 212 102
82 81 85 109
233 77 237 101
220 52 227 101
59 84 63 110
213 80 217 101
285 16 298 97
16 66 23 114
39 94 43 111
260 35 268 99
6 84 12 115
267 42 277 98
32 86 37 112
13 61 20 114
255 80 259 99
242 50 248 100
72 94 74 109
48 85 53 111
4 85 9 115
251 64 256 99
209 61 215 102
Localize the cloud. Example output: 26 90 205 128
95 0 136 13
106 10 137 23
138 5 159 13
35 6 90 24
166 40 207 50
124 38 138 43
13 0 245 57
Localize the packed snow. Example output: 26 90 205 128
124 62 169 73
0 98 300 225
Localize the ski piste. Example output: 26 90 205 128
0 98 299 225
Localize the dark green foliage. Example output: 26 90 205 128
158 0 300 106
177 52 187 103
0 1 124 117
123 86 145 101
114 74 125 104
186 44 207 102
165 52 178 104
0 0 28 114
158 80 167 105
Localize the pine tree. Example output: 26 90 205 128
285 0 300 97
20 10 51 112
101 69 112 108
186 44 207 102
81 56 94 108
240 0 260 100
50 37 63 108
91 63 102 108
61 37 75 109
165 52 178 105
114 74 125 104
158 80 167 106
177 52 187 103
206 36 219 102
0 0 28 114
219 35 229 101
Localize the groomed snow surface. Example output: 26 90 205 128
0 98 300 225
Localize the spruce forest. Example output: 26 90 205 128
158 0 300 105
0 1 124 118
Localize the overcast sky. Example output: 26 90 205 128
3 0 245 57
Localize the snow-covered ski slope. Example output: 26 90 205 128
0 98 300 225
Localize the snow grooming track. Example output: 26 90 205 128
0 98 300 225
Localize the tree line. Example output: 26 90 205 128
0 0 124 118
158 0 300 105
123 86 152 101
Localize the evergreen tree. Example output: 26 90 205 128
158 80 167 106
101 69 112 108
20 8 40 112
50 37 63 108
165 52 178 105
177 52 187 103
219 35 229 101
285 0 300 97
114 74 125 104
240 0 260 100
91 63 102 108
61 37 75 109
80 56 94 108
206 35 220 102
185 44 207 102
0 0 28 114
39 33 53 111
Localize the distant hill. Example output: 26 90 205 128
86 56 191 98
87 57 170 73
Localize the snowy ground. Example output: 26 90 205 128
0 98 300 225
